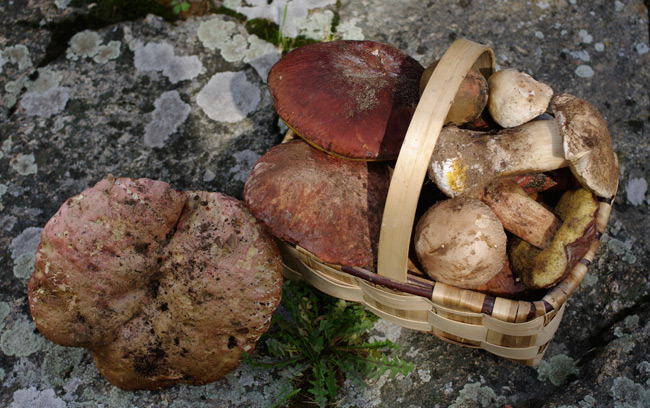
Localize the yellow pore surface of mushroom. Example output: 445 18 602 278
510 188 599 289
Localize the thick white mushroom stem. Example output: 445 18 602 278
482 177 560 249
428 119 568 197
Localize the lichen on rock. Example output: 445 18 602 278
10 153 39 175
9 227 43 260
9 387 66 408
0 320 45 357
93 41 122 64
2 44 33 71
228 149 261 182
537 354 579 386
134 41 202 83
231 0 337 38
134 41 175 72
610 376 650 407
144 90 191 148
197 71 261 123
197 17 280 80
449 382 507 408
13 252 36 279
20 87 70 118
67 30 102 60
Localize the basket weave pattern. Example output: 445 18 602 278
276 39 615 366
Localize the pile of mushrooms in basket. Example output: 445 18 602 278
244 39 618 300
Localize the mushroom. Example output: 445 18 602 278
482 177 560 249
419 61 489 126
509 188 599 289
414 196 507 289
474 260 528 299
428 93 618 200
428 119 566 197
243 139 391 268
487 68 554 128
267 40 424 160
553 93 618 199
28 176 283 390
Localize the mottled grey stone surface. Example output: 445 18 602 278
1 0 649 407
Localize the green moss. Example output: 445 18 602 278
245 18 319 53
213 5 248 22
537 354 579 386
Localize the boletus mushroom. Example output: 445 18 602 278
428 93 618 200
509 188 599 289
243 139 391 268
267 40 424 160
487 68 554 128
482 177 560 249
28 176 283 390
414 196 507 289
419 61 489 126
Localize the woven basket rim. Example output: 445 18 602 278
282 190 613 323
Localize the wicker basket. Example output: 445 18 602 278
276 38 615 366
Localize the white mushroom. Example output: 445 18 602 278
414 196 507 289
428 95 618 200
487 68 553 128
428 119 567 198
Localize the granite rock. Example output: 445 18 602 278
1 0 649 406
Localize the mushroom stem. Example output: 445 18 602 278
482 177 560 249
428 119 568 197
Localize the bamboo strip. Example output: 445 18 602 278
377 39 495 282
358 280 434 311
364 302 432 331
428 311 488 342
295 260 364 302
481 342 543 361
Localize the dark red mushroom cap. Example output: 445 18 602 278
244 140 391 267
267 40 424 160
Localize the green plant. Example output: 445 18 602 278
245 280 414 407
170 0 190 14
245 4 319 54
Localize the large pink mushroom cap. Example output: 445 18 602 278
28 176 283 390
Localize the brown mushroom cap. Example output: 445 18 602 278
553 93 619 199
420 62 489 126
28 177 283 390
414 196 508 289
267 40 424 160
474 261 528 299
244 140 391 267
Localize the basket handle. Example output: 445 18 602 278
377 38 495 282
